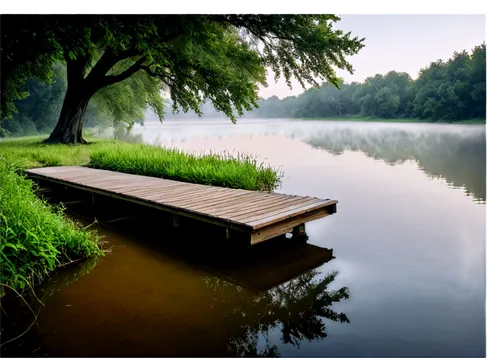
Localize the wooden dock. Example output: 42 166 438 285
25 166 337 245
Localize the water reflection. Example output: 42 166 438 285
122 120 485 203
1 264 349 357
1 194 350 357
205 269 349 357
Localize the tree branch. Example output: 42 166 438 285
85 48 141 87
138 65 184 92
99 56 147 88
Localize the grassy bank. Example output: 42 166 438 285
89 145 281 191
0 160 102 297
0 136 282 295
0 137 282 191
295 117 486 124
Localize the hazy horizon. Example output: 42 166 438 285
258 14 485 99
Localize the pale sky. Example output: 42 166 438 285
258 15 485 99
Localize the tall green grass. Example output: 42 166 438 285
89 144 282 191
0 159 102 297
0 136 281 299
0 138 283 191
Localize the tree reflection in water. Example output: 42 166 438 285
203 269 350 357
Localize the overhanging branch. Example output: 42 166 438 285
100 56 147 88
91 48 139 77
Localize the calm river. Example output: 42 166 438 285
1 119 486 357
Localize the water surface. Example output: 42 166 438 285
1 119 486 357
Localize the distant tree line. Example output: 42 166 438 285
0 43 486 137
248 43 486 121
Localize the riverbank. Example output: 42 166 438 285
0 137 282 295
295 117 486 124
0 137 282 191
0 160 103 297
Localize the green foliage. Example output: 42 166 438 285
0 138 283 192
1 62 165 137
89 69 165 128
247 43 486 122
0 63 67 136
0 159 102 296
0 15 57 119
1 14 364 134
89 145 282 192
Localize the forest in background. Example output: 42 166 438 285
0 43 486 138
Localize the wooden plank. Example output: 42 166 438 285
73 176 130 185
246 200 337 229
223 197 316 221
171 189 258 204
138 186 217 202
31 166 81 173
138 185 210 199
117 183 186 195
117 186 174 198
168 185 234 199
87 179 146 189
26 172 254 232
212 195 309 218
197 190 290 209
184 192 261 211
38 167 96 175
220 195 313 215
159 186 233 202
170 190 248 208
52 175 138 188
241 199 331 226
57 174 101 182
250 207 331 245
198 197 270 215
26 167 338 243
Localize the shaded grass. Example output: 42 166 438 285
0 159 102 297
0 137 283 191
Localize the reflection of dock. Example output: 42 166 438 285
198 236 335 292
26 166 337 245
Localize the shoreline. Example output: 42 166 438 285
293 117 486 125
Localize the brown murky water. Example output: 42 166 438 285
1 120 486 357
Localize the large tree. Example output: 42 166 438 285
1 14 364 143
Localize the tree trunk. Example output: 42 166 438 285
45 89 90 144
44 57 93 144
44 50 145 144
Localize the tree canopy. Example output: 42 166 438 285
0 14 365 143
136 43 486 122
247 43 486 121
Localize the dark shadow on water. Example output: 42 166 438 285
1 184 350 357
0 255 103 356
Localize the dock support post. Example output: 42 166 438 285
291 223 308 242
226 229 251 252
172 214 180 228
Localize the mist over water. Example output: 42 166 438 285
3 118 485 357
129 119 486 203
